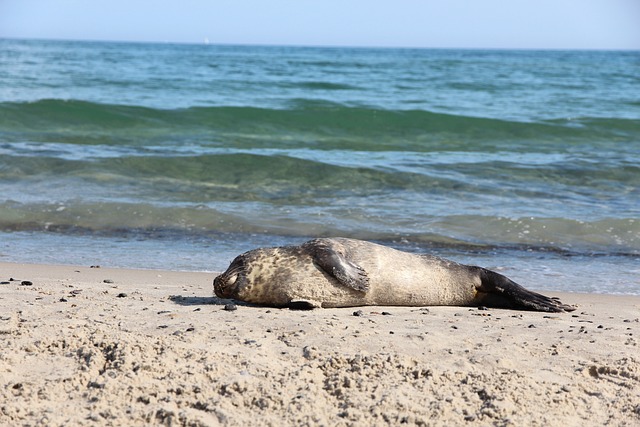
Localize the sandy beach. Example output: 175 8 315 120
1 261 638 426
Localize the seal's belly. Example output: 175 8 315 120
320 252 477 307
235 243 478 308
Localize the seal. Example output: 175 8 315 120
213 238 574 312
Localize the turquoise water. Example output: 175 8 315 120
1 39 638 294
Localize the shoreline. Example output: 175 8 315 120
1 261 639 425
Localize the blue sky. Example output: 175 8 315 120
1 0 638 49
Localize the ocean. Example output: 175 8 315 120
1 39 638 294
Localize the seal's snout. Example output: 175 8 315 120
214 273 239 298
213 274 228 298
214 256 245 298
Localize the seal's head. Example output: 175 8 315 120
214 254 246 299
213 246 305 306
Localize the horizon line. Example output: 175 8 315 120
2 35 639 53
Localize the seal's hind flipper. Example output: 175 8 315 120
307 240 370 292
478 269 575 312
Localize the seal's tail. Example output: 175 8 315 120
477 268 575 312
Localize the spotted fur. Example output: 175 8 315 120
214 238 574 312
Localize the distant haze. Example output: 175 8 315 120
1 0 639 49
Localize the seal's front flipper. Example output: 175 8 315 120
308 241 370 292
288 299 321 310
478 268 575 312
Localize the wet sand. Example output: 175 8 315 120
1 262 639 426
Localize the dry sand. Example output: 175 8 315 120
1 261 639 426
